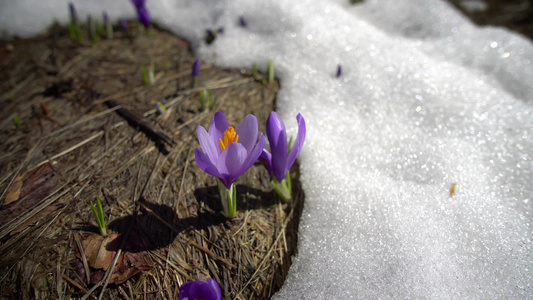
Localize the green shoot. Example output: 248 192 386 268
90 196 107 235
199 89 217 111
252 62 257 76
288 136 294 154
105 21 113 39
267 59 274 83
142 62 155 84
270 172 292 203
12 114 20 129
68 22 83 42
87 15 99 46
156 102 167 115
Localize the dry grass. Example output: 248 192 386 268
0 23 303 299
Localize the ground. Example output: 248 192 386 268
0 23 303 299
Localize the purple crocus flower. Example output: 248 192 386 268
239 16 247 27
131 0 151 28
336 64 342 78
195 112 265 189
179 278 221 300
260 112 306 182
192 59 201 77
69 2 78 23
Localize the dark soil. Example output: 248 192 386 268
0 22 303 299
447 0 533 40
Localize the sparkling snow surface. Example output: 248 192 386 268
1 0 532 298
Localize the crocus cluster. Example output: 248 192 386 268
131 0 151 28
195 111 305 216
179 278 221 300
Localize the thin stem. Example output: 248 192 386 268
217 180 237 217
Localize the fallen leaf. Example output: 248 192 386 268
80 233 119 271
4 174 23 205
1 163 60 235
71 230 153 285
10 204 63 236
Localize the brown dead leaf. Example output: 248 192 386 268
71 231 153 285
4 174 23 205
10 204 63 236
1 163 61 235
2 163 56 208
80 233 119 271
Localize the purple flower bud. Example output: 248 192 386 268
120 18 128 31
156 102 165 114
217 27 224 34
179 278 221 300
239 16 247 27
192 59 201 77
136 7 151 28
103 11 109 24
69 2 78 23
130 0 151 28
195 112 265 189
260 112 306 182
131 0 146 9
336 64 342 78
205 29 216 44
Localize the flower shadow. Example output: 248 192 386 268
105 199 227 252
78 184 276 253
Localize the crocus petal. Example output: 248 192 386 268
266 111 286 149
271 128 288 182
120 18 128 30
239 133 266 178
136 7 151 27
179 279 221 300
209 112 230 152
195 149 221 179
69 2 77 22
259 148 272 173
336 64 342 78
178 281 193 300
197 126 218 165
286 113 306 170
216 143 247 188
235 114 258 152
239 16 247 27
192 59 201 77
206 278 222 300
131 0 145 8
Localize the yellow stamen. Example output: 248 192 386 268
218 126 239 152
